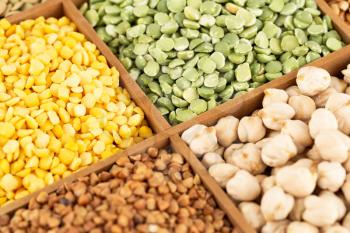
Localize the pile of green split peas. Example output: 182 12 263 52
80 0 345 125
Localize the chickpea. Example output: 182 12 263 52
276 163 317 198
230 143 266 175
226 170 261 201
317 161 346 192
281 120 312 153
181 124 207 144
313 88 337 108
341 174 350 204
208 163 238 187
330 76 347 93
259 103 295 130
261 176 277 193
288 95 316 121
325 93 350 113
261 220 289 233
325 226 350 233
223 143 244 164
296 66 331 96
286 85 302 97
286 221 319 233
261 187 295 221
335 106 350 134
261 134 297 167
315 130 349 163
303 195 339 227
201 152 224 168
239 202 266 230
309 109 338 139
189 127 218 156
289 198 306 221
342 213 350 231
214 116 239 147
262 88 289 107
238 116 266 143
320 191 346 221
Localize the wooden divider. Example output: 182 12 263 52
316 0 350 44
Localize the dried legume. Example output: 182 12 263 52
81 0 344 125
0 17 153 205
0 147 234 233
182 65 350 231
0 0 46 17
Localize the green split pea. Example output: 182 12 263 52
81 0 345 125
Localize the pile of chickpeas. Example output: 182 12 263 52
182 65 350 232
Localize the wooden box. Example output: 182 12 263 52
3 0 350 233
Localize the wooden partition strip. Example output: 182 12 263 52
233 229 243 233
164 44 350 136
7 0 62 22
316 0 350 43
0 132 170 216
70 0 86 7
170 135 256 233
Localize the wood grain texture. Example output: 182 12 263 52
316 0 350 44
170 135 256 233
70 0 86 7
7 0 62 23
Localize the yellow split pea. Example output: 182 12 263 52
0 17 153 205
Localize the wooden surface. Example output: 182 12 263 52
3 0 350 233
317 0 350 44
7 0 62 22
